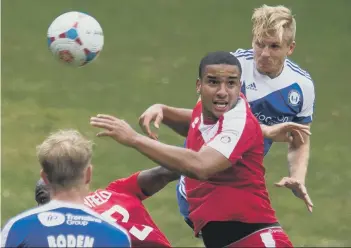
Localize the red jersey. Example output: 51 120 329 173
84 172 171 248
185 94 278 235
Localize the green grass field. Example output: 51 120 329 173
2 0 351 246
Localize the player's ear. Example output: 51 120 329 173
196 78 201 95
40 170 49 185
85 164 92 185
251 36 258 49
287 40 296 56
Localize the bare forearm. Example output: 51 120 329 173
131 134 204 180
260 124 272 138
162 105 192 137
137 166 180 196
288 140 310 184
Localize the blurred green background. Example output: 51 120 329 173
2 0 351 246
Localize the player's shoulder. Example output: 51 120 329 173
231 48 254 59
1 208 37 247
219 97 260 142
2 200 130 247
1 201 60 242
192 100 203 116
283 59 315 101
284 58 314 86
230 48 254 62
2 203 54 230
224 95 250 119
224 95 259 125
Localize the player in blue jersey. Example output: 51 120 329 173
1 130 131 248
232 4 315 211
138 4 315 233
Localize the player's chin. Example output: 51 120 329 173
257 60 272 68
212 104 229 117
258 63 275 74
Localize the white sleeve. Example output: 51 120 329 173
206 98 249 162
296 80 315 120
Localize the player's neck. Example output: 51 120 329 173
202 110 218 124
52 187 88 205
203 116 217 125
256 64 284 79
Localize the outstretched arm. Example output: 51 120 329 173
140 104 310 142
275 123 313 212
137 166 180 196
260 123 311 144
287 123 311 184
132 136 231 181
139 104 192 139
161 105 192 137
90 114 254 181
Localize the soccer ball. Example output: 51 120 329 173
47 11 104 67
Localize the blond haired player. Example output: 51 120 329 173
235 4 315 206
2 130 131 247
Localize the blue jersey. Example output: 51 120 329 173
1 200 131 247
234 48 315 155
176 48 316 229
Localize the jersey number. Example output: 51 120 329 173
101 205 153 241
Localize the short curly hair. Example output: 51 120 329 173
35 179 51 205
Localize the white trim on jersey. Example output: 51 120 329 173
1 199 131 247
205 98 247 159
231 49 253 60
232 48 315 121
198 114 221 143
286 59 312 80
179 176 187 199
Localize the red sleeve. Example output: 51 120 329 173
206 97 257 164
106 172 149 201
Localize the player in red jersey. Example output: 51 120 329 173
35 166 178 248
90 51 295 247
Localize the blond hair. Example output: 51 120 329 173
252 4 296 44
37 129 93 191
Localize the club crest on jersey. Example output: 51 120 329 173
220 136 231 144
288 90 301 106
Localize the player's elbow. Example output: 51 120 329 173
183 152 212 181
191 164 211 181
189 170 208 181
196 172 210 181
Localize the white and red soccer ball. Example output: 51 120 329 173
47 11 104 67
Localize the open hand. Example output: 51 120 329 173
90 114 139 147
264 122 311 146
138 104 164 140
275 177 314 213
